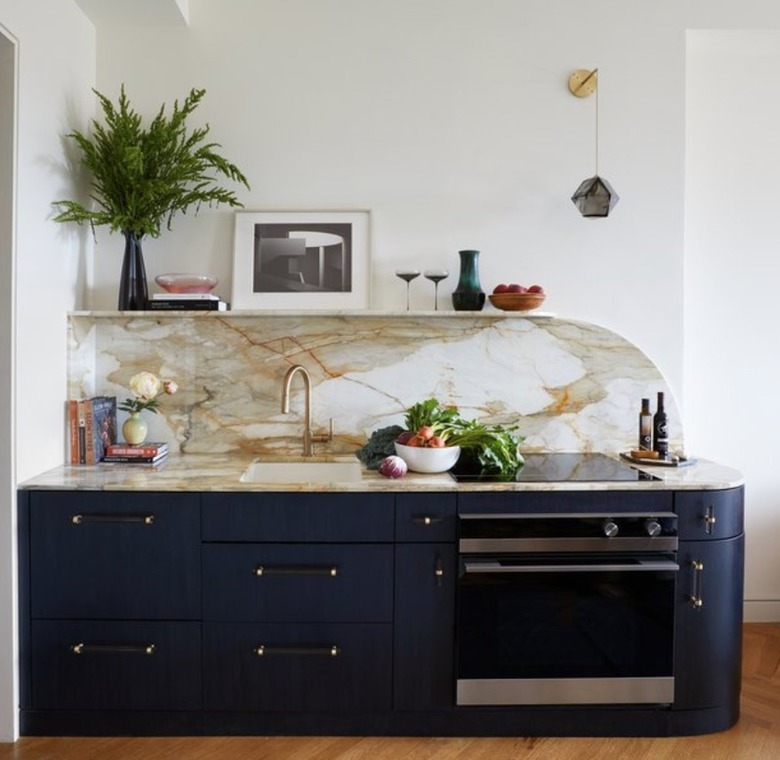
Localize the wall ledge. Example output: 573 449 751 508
69 309 558 320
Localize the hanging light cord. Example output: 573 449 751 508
594 68 600 175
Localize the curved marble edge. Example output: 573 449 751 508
18 454 744 493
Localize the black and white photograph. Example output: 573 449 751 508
232 211 370 309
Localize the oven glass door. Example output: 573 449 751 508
456 554 678 706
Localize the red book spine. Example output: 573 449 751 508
105 444 167 457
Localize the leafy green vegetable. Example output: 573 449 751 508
404 398 460 434
356 425 405 469
403 398 523 476
445 418 523 475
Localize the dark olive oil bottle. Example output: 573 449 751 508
639 398 653 451
653 392 669 459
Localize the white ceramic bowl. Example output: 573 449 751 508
394 442 461 473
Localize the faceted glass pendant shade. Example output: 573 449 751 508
571 175 619 217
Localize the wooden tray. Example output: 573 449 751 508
620 452 696 468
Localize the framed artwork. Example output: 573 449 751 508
232 210 371 310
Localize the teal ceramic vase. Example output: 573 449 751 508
451 249 485 311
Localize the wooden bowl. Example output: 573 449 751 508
488 292 546 312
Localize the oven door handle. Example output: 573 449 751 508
463 560 680 574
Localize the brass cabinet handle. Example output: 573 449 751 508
689 560 704 609
704 504 717 535
434 556 444 587
253 644 339 657
412 516 443 526
71 642 155 655
254 565 338 577
71 514 155 525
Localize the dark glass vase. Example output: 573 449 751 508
451 249 485 311
118 230 149 310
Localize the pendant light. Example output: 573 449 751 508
569 68 619 218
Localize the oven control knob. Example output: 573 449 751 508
645 519 662 537
602 520 619 538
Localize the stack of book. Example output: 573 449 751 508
148 293 229 311
68 396 118 465
102 442 169 465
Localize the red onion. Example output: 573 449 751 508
379 455 408 479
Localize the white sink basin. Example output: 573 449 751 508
240 459 363 484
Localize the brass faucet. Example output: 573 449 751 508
281 364 332 456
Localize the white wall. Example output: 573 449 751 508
0 0 94 741
92 0 688 394
686 30 780 620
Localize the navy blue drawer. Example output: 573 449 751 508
29 492 200 620
202 492 394 542
203 622 392 712
675 488 744 540
203 543 393 622
395 493 456 542
31 620 201 710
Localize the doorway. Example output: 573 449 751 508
0 22 16 742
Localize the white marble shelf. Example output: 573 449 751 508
70 309 558 319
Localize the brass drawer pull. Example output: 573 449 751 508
434 556 444 587
704 504 717 535
254 565 338 577
71 514 155 525
71 642 155 656
689 560 704 609
253 644 339 657
412 516 443 526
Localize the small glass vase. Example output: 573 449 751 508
122 412 148 445
451 249 486 311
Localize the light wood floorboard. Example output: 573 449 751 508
2 623 779 760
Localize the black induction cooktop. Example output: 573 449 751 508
449 452 659 483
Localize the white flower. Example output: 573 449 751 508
129 371 163 400
163 380 178 395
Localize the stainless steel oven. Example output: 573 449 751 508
456 508 679 706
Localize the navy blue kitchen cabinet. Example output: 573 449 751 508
29 491 200 620
674 487 745 713
201 492 396 713
201 491 394 542
19 491 203 731
202 543 394 622
31 620 201 711
393 494 457 712
203 622 393 712
17 485 744 737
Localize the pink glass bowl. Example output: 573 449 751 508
154 273 219 294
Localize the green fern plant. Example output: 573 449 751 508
53 86 249 238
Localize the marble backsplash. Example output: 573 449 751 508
67 311 681 457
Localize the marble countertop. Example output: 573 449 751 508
18 453 744 492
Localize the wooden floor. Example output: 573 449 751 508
2 623 779 760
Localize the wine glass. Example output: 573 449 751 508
395 269 420 310
424 269 449 311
